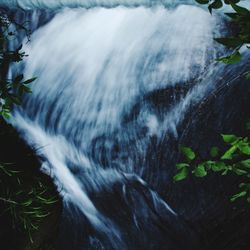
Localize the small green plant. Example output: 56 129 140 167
0 10 36 119
174 121 250 202
195 0 250 77
0 163 58 242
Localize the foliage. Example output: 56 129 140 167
174 1 250 203
0 163 58 243
0 10 59 245
195 0 241 13
174 123 250 202
195 0 250 77
0 9 36 119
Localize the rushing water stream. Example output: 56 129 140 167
2 0 250 249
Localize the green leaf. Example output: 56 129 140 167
221 168 229 175
244 72 250 78
176 163 189 170
211 161 227 172
224 0 240 4
216 51 241 64
14 74 24 82
210 0 223 9
22 77 37 85
193 164 207 177
214 37 243 49
195 0 209 4
180 146 196 161
221 134 238 144
238 145 250 155
173 168 188 182
231 3 249 15
1 111 11 119
210 146 219 158
21 85 32 93
225 12 240 19
205 160 215 170
208 0 223 13
240 159 250 168
233 168 248 175
221 145 237 160
230 191 247 202
239 183 249 189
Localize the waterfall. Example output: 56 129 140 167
2 0 249 10
0 0 196 9
6 1 249 249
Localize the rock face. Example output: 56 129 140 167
0 119 62 250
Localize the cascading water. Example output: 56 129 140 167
0 0 196 9
3 0 250 249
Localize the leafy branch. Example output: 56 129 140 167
0 10 36 119
196 0 250 77
174 122 250 202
